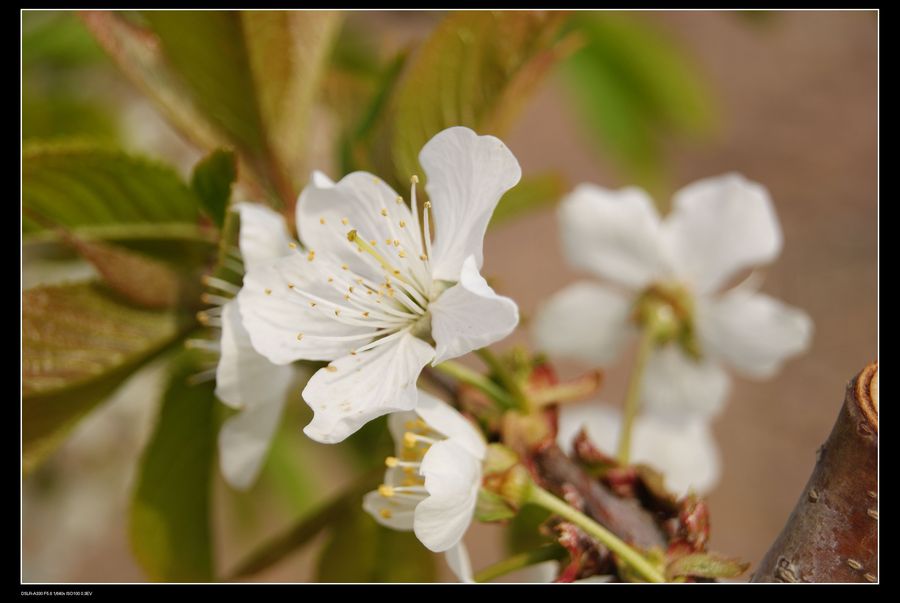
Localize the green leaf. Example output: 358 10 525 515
23 142 203 240
507 503 554 555
666 552 750 580
316 504 436 582
489 172 567 228
130 351 217 581
22 283 187 473
22 93 118 142
23 12 107 69
63 236 196 310
86 11 340 203
191 149 237 228
560 12 715 193
372 11 574 188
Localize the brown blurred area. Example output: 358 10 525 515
23 10 876 582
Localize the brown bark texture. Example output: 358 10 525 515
751 362 878 583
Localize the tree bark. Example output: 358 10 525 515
751 362 878 583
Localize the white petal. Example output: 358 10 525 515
429 256 519 364
696 289 813 379
445 543 475 583
420 127 522 281
415 390 486 460
302 333 435 443
218 392 288 491
642 345 731 421
663 173 782 294
215 301 294 410
295 170 420 283
532 281 634 366
235 203 294 270
237 254 373 365
362 490 416 532
415 439 481 551
558 184 665 289
558 403 720 496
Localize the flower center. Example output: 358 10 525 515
634 281 701 359
285 175 451 357
377 418 445 506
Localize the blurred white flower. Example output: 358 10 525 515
535 174 813 420
208 203 297 490
556 402 720 497
239 126 521 444
363 390 486 557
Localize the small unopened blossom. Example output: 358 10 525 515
535 174 813 420
206 203 297 490
239 127 521 443
363 390 486 555
556 402 720 497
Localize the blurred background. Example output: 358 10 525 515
22 10 876 582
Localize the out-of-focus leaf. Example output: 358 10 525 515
130 351 216 581
489 172 568 228
372 10 575 188
561 12 715 193
340 414 394 471
23 142 204 241
23 12 106 69
64 237 183 309
84 11 340 203
316 504 436 583
191 149 237 228
22 283 187 473
507 503 554 555
80 11 229 153
227 469 380 579
666 552 750 580
22 93 118 141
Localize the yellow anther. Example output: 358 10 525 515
411 175 419 184
396 196 404 205
307 250 315 261
288 283 295 289
309 301 316 307
398 250 407 258
196 311 209 325
378 484 395 497
344 294 350 301
296 333 304 341
326 365 338 373
403 432 419 448
289 242 298 249
327 277 334 283
419 254 428 261
370 240 377 246
349 286 355 293
393 239 400 247
341 264 349 271
399 220 406 228
341 217 349 225
380 509 393 519
264 288 272 295
319 217 326 225
424 201 432 209
381 208 388 217
362 311 370 317
335 309 341 316
385 456 399 468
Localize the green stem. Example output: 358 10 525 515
474 546 567 583
432 360 517 410
616 326 656 464
526 484 666 583
475 347 530 411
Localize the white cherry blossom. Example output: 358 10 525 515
363 390 486 560
535 174 813 420
238 127 521 443
207 203 297 490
